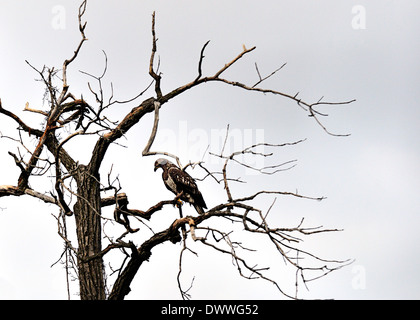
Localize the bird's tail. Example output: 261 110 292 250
193 204 205 215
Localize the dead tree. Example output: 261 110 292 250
0 1 354 300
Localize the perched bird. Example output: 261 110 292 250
154 158 207 215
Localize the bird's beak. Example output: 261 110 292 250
154 165 158 172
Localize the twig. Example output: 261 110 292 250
195 40 211 82
253 62 287 88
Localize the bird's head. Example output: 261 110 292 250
154 158 169 172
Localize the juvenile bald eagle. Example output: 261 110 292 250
154 158 207 215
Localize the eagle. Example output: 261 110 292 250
154 158 207 215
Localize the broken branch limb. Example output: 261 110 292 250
0 185 57 204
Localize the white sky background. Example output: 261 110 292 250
0 0 419 300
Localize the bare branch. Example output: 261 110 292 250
23 102 49 117
141 100 184 166
0 185 57 204
0 99 43 137
149 12 162 98
233 190 326 203
195 40 211 82
214 45 256 78
253 62 287 88
61 0 88 93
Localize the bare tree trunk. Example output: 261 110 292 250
73 165 106 300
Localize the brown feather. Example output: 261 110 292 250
154 158 207 214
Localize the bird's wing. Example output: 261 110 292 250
168 166 207 209
167 166 199 194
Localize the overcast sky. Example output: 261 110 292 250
0 0 419 300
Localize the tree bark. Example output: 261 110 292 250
73 164 106 300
